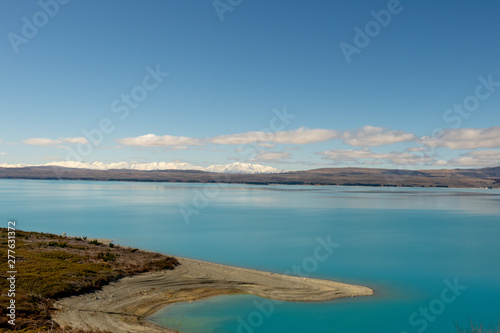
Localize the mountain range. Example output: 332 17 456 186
0 162 499 188
0 161 283 174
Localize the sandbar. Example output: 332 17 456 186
53 257 373 332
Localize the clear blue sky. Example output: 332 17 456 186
1 0 500 170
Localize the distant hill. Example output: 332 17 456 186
0 165 499 188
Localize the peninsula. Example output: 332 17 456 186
0 229 372 333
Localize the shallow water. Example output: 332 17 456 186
1 179 499 332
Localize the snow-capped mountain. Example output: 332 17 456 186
204 162 283 174
0 161 284 174
42 161 204 171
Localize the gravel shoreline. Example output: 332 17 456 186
53 257 373 332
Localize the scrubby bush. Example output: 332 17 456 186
47 241 69 248
147 256 180 270
97 250 117 262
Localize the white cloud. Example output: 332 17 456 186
468 150 500 159
273 128 340 144
0 152 7 155
23 137 89 146
61 137 89 144
209 131 268 145
257 143 275 148
320 148 388 161
37 155 62 161
210 127 340 145
113 126 420 150
118 127 340 147
342 126 417 147
116 134 204 147
320 148 433 166
406 147 428 152
389 152 433 166
421 126 500 150
251 151 291 162
436 150 500 167
23 138 62 146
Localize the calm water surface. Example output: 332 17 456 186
1 179 499 333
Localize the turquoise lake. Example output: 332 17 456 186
1 179 499 332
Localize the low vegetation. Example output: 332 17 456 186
0 228 179 332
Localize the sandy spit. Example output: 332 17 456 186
53 257 373 332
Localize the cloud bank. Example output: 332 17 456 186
436 150 500 167
421 126 500 150
116 134 204 147
342 126 417 147
319 148 433 166
18 126 500 169
115 126 415 148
